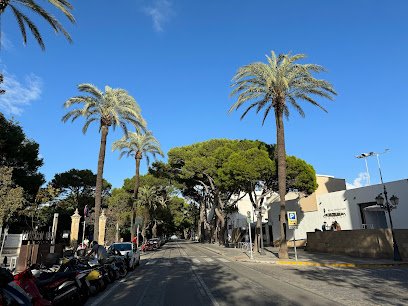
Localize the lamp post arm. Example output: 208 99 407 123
376 154 385 185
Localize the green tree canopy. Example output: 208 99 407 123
51 168 112 212
0 113 44 202
0 166 24 226
152 138 317 245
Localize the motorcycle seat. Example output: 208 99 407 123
36 271 77 287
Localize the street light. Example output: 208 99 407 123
355 152 373 185
375 189 402 261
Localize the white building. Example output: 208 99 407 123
228 175 408 246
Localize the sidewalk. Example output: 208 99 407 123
198 242 408 268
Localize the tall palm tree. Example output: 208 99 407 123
0 0 75 50
229 52 336 259
112 131 164 238
62 84 146 241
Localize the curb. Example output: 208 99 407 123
274 261 408 268
199 245 408 268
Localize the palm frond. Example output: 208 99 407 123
230 51 336 125
11 4 45 49
47 0 75 23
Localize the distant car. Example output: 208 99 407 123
109 242 140 270
149 238 161 248
170 235 178 240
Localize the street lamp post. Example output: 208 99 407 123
375 189 402 261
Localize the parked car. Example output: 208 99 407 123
108 243 140 270
148 238 161 249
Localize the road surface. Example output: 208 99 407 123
87 241 338 306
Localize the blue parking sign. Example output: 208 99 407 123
287 211 298 228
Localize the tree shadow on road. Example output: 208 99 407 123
98 241 323 306
292 266 408 305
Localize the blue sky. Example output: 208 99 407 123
1 0 408 189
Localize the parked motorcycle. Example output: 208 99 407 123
0 268 31 306
13 268 52 306
35 270 81 305
107 249 128 277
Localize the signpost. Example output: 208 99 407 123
287 211 298 261
246 211 253 260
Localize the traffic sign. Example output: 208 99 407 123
287 211 298 229
246 211 251 223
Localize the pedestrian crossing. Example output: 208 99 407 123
145 256 231 266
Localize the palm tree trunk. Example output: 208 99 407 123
276 108 289 259
131 154 142 239
94 125 108 242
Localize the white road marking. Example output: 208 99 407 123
146 260 156 265
218 258 229 262
203 257 214 262
192 258 200 264
191 266 219 306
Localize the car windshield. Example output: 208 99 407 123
111 244 132 251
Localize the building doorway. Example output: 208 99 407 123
358 202 387 229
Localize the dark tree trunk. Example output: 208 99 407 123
152 220 157 238
199 201 205 242
131 153 142 239
94 124 108 242
256 213 262 252
215 207 225 245
276 107 289 259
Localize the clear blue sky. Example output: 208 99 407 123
1 0 407 189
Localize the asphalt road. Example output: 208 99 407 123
86 241 337 306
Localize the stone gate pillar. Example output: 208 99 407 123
98 209 107 245
70 209 81 247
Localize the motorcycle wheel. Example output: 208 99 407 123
119 266 127 278
99 278 107 291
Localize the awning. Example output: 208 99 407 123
363 205 384 212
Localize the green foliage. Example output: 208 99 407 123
168 197 193 230
107 188 132 227
286 156 317 195
123 173 171 194
0 166 24 225
50 168 112 211
2 0 75 50
0 113 45 202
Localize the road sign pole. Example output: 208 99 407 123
248 221 253 260
247 211 253 260
293 228 298 261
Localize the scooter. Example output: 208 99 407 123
35 270 81 305
0 268 31 306
13 268 52 306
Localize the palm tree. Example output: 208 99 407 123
0 0 75 50
229 52 336 258
112 131 164 238
62 84 146 241
137 186 167 239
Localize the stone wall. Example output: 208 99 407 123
306 229 408 259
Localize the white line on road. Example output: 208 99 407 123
146 260 157 265
192 258 200 264
89 277 124 306
203 257 214 262
217 258 229 262
191 266 219 306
